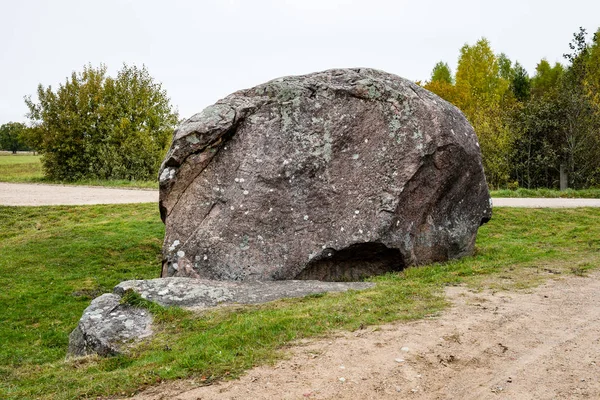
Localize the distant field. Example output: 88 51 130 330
0 154 44 182
0 154 157 189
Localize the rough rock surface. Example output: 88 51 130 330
68 278 373 356
68 293 153 357
159 68 492 281
115 277 374 310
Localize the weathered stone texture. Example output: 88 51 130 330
115 278 374 310
159 68 492 281
67 293 153 357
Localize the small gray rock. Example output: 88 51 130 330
67 293 152 357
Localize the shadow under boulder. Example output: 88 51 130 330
295 242 404 281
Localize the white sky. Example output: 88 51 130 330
1 0 599 122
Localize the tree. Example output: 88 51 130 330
509 94 562 188
430 61 454 84
0 122 29 153
423 61 459 107
530 59 564 97
497 53 513 80
509 27 600 189
423 28 600 189
453 38 514 188
455 38 508 107
583 28 600 111
25 64 178 181
557 27 600 188
510 62 531 102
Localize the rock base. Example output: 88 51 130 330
68 278 374 357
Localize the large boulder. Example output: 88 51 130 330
159 68 492 281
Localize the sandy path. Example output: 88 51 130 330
0 182 158 206
128 273 600 400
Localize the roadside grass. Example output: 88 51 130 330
0 154 157 189
1 206 599 399
491 187 600 198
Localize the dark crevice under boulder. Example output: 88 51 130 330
159 68 492 282
296 242 404 281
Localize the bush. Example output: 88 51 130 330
25 64 178 181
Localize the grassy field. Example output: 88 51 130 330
1 205 599 399
0 154 157 189
0 154 44 182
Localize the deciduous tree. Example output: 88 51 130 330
453 39 513 188
0 122 29 153
430 61 454 84
25 64 178 181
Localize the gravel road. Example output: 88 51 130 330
492 197 600 208
1 182 600 207
0 182 158 206
0 182 600 208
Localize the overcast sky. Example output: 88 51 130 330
1 0 599 123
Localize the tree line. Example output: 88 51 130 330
2 29 598 187
422 27 600 190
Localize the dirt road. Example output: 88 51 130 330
0 182 158 206
130 272 600 400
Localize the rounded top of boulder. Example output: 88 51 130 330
159 68 491 281
161 68 476 175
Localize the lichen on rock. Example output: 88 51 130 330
67 293 153 358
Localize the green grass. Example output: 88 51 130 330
0 154 44 182
491 187 600 198
0 154 157 189
1 205 599 399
